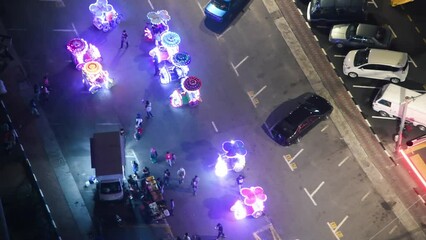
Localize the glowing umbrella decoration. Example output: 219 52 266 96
161 31 181 48
214 155 228 177
171 52 191 67
67 38 88 53
240 186 267 218
181 76 202 92
84 61 102 74
147 10 171 25
89 0 113 17
222 140 247 158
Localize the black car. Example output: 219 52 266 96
307 0 367 26
265 93 333 146
329 23 392 49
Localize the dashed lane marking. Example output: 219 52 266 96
361 190 371 202
320 125 329 132
338 156 349 167
371 116 397 120
387 25 397 38
211 121 219 132
334 54 345 58
388 225 398 235
147 0 154 10
352 85 379 89
368 0 378 8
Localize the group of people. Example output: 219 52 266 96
133 100 154 140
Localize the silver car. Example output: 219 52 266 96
329 23 392 49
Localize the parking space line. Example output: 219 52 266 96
346 90 353 98
368 0 378 8
313 35 318 42
387 25 397 38
416 26 421 34
303 181 324 206
330 62 335 69
297 8 303 16
327 215 348 240
365 119 372 127
408 56 417 68
305 22 311 29
361 190 371 202
231 56 248 76
355 105 362 112
283 148 303 171
147 0 154 10
216 26 232 39
352 85 379 89
338 156 349 167
334 55 345 58
197 2 205 15
321 48 327 56
374 134 381 143
388 225 398 235
320 125 329 132
211 121 218 132
71 22 79 37
371 116 397 120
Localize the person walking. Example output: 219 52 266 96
177 167 186 184
165 151 173 167
120 30 129 49
236 174 245 190
183 233 191 240
132 160 139 176
150 148 158 163
164 169 171 186
191 177 198 196
30 99 40 116
215 223 225 239
169 199 175 216
145 100 153 119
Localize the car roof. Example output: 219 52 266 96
320 0 365 8
367 49 408 67
355 24 379 37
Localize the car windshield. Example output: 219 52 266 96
354 49 369 67
346 24 358 39
212 0 231 10
100 181 122 194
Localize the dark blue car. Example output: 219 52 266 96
204 0 245 22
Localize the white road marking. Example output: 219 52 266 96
71 23 79 37
147 0 154 10
313 35 318 42
320 125 328 132
352 85 379 89
292 148 304 161
297 8 303 16
355 105 362 112
305 21 311 29
211 121 218 132
197 1 205 15
251 85 267 99
304 181 325 206
334 55 345 58
330 62 335 69
365 119 371 127
408 56 417 68
231 62 239 76
368 0 378 8
361 190 371 202
338 156 349 167
52 29 74 32
371 116 397 120
216 26 232 39
338 76 344 84
283 148 303 171
234 56 249 69
387 25 397 38
374 134 381 142
388 225 398 235
321 48 327 56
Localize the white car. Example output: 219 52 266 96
343 48 409 83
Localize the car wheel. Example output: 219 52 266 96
336 43 344 48
390 78 400 83
419 125 426 131
379 111 389 117
348 72 358 78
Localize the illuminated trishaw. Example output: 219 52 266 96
149 31 181 64
159 52 190 84
170 76 202 108
89 0 122 32
144 10 171 42
215 140 247 177
82 61 114 94
67 38 102 70
231 186 267 220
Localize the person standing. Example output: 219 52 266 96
164 169 171 186
191 177 198 196
153 57 160 76
169 199 175 216
165 151 172 166
183 233 191 240
145 100 153 119
236 174 245 190
215 223 225 239
120 30 129 49
132 160 139 176
30 99 40 116
150 148 158 163
177 167 186 184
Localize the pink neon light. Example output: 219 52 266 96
400 149 426 189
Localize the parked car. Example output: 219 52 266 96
204 0 246 22
307 0 367 26
343 48 409 83
329 23 392 49
264 93 333 146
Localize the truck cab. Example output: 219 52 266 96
91 131 125 201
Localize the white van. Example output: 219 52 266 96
343 48 409 83
372 84 426 131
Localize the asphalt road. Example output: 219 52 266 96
1 0 425 239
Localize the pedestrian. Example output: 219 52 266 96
164 169 171 186
145 100 153 119
120 30 129 49
236 174 245 190
166 151 173 166
215 223 225 239
150 148 158 163
142 167 150 178
170 199 175 216
132 160 139 176
156 177 164 193
177 167 186 184
191 177 198 196
171 153 176 165
30 99 40 116
183 233 191 240
135 113 143 128
153 57 160 76
33 84 40 101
